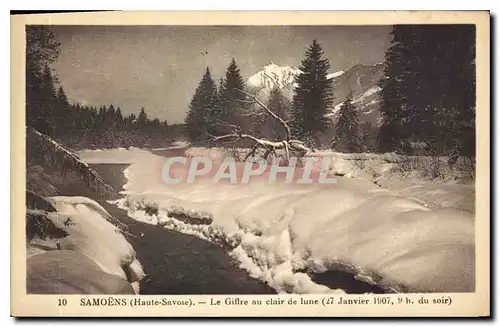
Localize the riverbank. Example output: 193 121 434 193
89 163 276 294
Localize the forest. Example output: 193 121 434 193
26 26 180 150
185 25 476 161
26 24 476 162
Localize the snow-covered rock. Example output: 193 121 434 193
46 196 145 282
27 250 137 294
27 196 145 294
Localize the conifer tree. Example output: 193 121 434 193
332 93 360 153
26 26 60 130
55 86 70 136
378 25 475 156
107 104 116 121
185 67 218 143
37 65 58 136
216 59 247 134
291 40 334 147
377 26 414 153
138 107 148 125
56 86 69 108
115 107 123 122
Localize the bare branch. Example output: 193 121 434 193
237 105 267 117
235 99 256 104
207 90 312 162
234 88 292 141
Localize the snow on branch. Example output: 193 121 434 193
235 88 292 141
209 89 311 162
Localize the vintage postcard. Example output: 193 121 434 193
11 11 490 317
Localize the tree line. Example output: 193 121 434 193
26 26 175 149
184 39 384 152
378 25 475 157
185 40 335 149
27 25 476 157
186 26 476 159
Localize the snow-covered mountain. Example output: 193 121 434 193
246 62 384 125
328 63 385 125
247 62 301 90
246 62 302 99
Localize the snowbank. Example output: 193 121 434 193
27 196 145 294
27 250 136 294
84 148 475 293
47 196 145 282
307 151 475 213
153 140 189 150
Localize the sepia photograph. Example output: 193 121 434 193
11 11 490 317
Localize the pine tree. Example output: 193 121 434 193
332 93 360 153
378 25 476 156
56 86 69 108
26 26 60 133
434 25 476 157
138 107 148 125
107 104 116 121
215 59 247 135
26 26 61 77
97 106 106 124
291 40 334 147
55 86 70 137
185 67 218 143
377 26 414 153
115 107 123 122
36 65 58 136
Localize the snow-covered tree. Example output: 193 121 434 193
185 67 218 143
332 93 361 153
378 25 475 157
213 59 248 135
291 39 334 148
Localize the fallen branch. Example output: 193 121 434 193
235 88 292 141
208 89 312 162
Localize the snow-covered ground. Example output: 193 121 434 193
78 147 475 294
27 196 145 294
311 151 475 213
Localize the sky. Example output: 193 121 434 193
51 25 392 124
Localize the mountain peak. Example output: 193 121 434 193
264 61 278 67
247 63 301 91
247 61 384 126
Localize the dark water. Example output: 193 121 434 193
309 270 387 294
90 163 275 294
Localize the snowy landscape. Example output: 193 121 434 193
24 24 476 295
77 146 474 294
